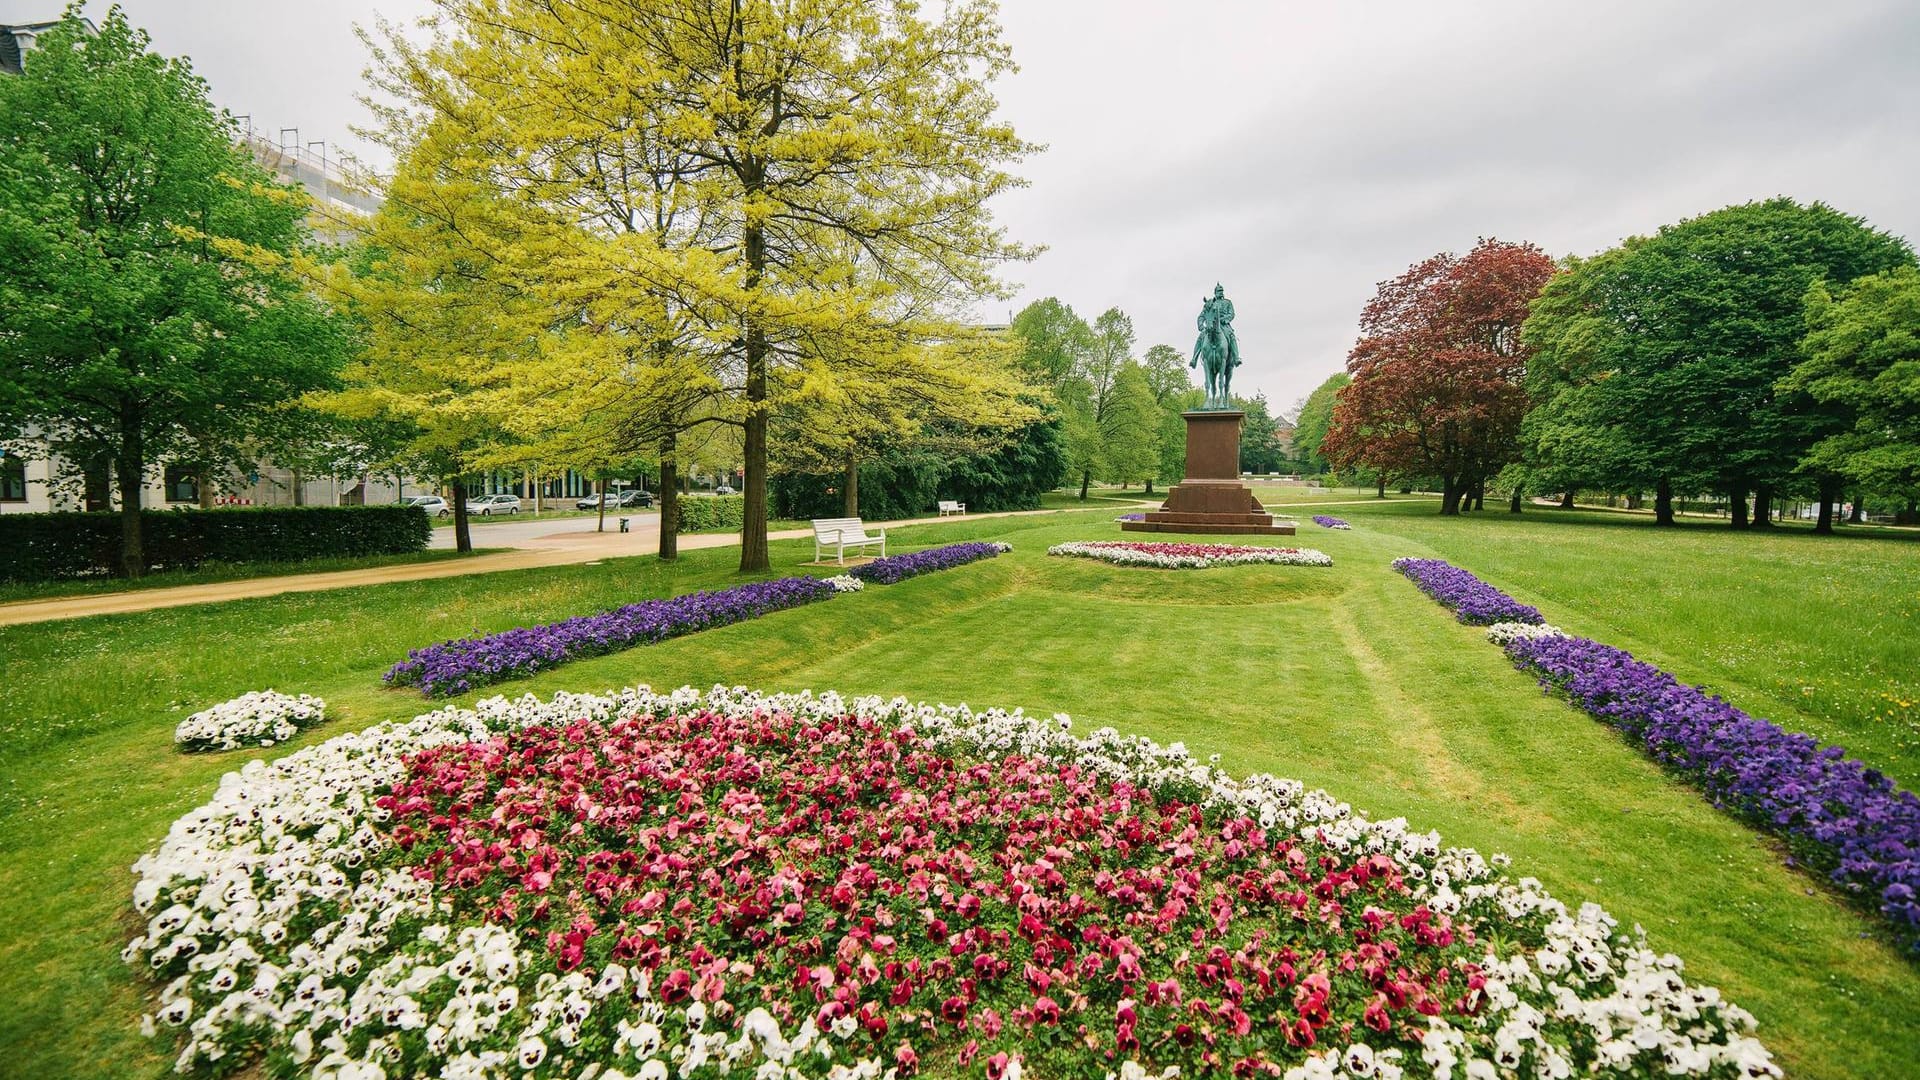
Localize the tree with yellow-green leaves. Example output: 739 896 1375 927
314 126 540 555
361 0 1038 571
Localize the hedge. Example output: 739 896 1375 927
675 494 745 533
0 505 431 582
771 419 1067 521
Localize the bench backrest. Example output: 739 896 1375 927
938 500 960 510
812 517 873 541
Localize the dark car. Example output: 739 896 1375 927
617 489 654 508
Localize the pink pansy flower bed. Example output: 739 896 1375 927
126 687 1774 1080
1049 541 1333 569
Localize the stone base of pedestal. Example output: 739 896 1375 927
1119 411 1297 535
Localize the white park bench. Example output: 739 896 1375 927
937 499 967 516
812 517 887 564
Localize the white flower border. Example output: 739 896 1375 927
128 685 1777 1080
823 575 864 593
1049 541 1333 569
173 690 327 753
1485 622 1569 646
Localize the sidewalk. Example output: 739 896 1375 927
0 504 1138 628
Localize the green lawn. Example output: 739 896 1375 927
0 547 498 605
0 509 1914 1078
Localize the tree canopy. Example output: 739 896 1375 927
0 9 347 575
1325 238 1555 513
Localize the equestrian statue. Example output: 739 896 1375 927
1190 283 1241 410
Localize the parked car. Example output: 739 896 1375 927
404 494 450 517
575 492 619 511
617 489 654 508
714 484 735 496
470 494 521 515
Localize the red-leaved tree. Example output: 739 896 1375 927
1323 238 1556 514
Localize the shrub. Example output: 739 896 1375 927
0 505 430 582
675 494 745 532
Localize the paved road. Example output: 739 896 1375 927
428 512 661 551
0 504 1142 628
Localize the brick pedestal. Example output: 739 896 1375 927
1121 411 1296 535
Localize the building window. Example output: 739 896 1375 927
164 465 199 503
0 454 25 501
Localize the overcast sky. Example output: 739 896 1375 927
13 0 1918 410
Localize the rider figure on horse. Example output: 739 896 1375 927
1191 283 1241 410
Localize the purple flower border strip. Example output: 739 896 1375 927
1504 634 1920 948
1391 555 1920 948
385 576 833 698
1392 557 1544 625
1312 515 1351 529
849 541 1008 585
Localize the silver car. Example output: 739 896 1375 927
469 494 521 515
404 494 450 517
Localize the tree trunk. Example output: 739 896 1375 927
1848 498 1865 524
450 479 472 553
198 464 215 509
1558 490 1575 509
843 454 859 517
115 418 146 578
1439 476 1462 515
1752 483 1775 528
739 210 771 573
292 468 305 506
1144 476 1154 496
1814 477 1839 535
658 436 679 560
1376 477 1386 499
1729 487 1749 529
1079 468 1091 501
1654 477 1675 526
595 476 607 532
1470 478 1485 511
1509 486 1523 513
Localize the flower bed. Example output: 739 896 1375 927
849 541 1010 585
173 690 326 752
1392 558 1543 625
824 574 864 593
1312 515 1351 529
1503 634 1920 949
1049 540 1332 569
128 685 1775 1079
1115 512 1146 522
385 577 834 697
1485 621 1566 646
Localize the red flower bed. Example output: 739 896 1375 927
379 708 1486 1074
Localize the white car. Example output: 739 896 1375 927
714 484 736 496
469 494 521 515
404 494 450 517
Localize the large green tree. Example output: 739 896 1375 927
1290 372 1349 474
1784 266 1920 530
1139 343 1191 491
1521 199 1912 527
1098 360 1161 486
369 0 1036 572
0 9 346 575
